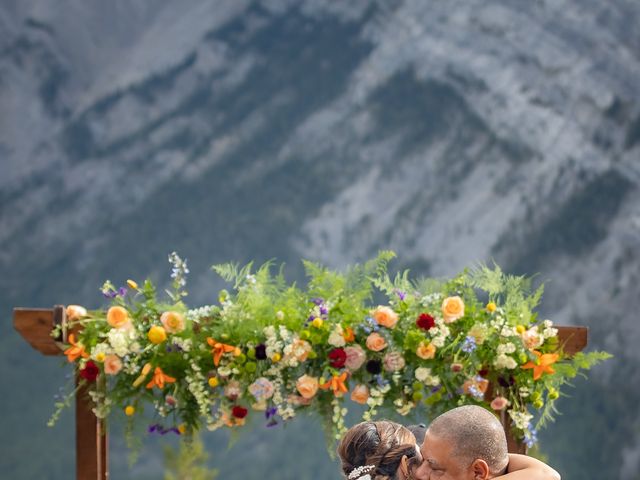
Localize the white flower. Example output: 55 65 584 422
415 367 432 382
494 354 518 369
509 409 533 430
328 325 346 347
91 343 111 360
497 343 516 355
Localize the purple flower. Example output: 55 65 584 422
395 290 407 301
461 336 477 353
524 424 538 448
102 289 117 299
255 344 267 360
148 424 159 434
366 360 382 375
319 306 328 316
375 375 389 387
311 298 324 306
305 315 315 326
265 406 278 419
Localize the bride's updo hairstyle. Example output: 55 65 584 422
337 420 419 480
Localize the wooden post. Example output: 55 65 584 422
14 306 109 479
498 325 589 454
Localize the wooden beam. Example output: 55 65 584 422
13 306 64 355
556 326 588 355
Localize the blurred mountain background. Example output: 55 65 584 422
1 0 639 478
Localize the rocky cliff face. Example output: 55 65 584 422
2 1 639 478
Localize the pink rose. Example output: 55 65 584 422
103 354 122 375
383 352 406 372
490 396 510 411
344 345 367 371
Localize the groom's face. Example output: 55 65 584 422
413 432 469 480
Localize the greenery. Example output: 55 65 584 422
48 251 610 457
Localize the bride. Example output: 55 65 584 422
337 418 560 480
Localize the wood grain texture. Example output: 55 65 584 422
13 307 63 355
76 380 108 480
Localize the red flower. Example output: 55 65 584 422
80 361 100 383
328 348 347 368
416 313 436 330
232 406 248 419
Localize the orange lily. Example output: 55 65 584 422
207 338 237 366
64 334 90 362
319 371 349 397
146 366 176 390
343 327 355 343
522 351 560 380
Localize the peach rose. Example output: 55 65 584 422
490 396 510 411
160 311 185 334
416 341 436 359
103 355 122 375
442 296 465 323
344 345 367 371
296 375 319 399
366 332 387 352
372 306 399 329
107 306 131 329
66 305 87 321
350 384 369 404
521 327 543 351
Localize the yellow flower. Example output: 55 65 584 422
148 325 167 344
311 317 324 328
124 406 135 416
127 279 139 290
178 424 187 434
133 363 153 387
486 302 497 313
272 353 282 363
94 352 106 363
208 377 219 388
516 325 526 334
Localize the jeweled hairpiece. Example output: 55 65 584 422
348 465 375 480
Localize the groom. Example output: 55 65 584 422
412 405 560 480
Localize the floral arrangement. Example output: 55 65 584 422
50 251 610 450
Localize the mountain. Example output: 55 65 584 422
1 0 639 478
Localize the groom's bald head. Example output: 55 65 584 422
427 405 508 475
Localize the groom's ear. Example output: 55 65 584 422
470 459 490 480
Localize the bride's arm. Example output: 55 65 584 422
497 454 561 480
